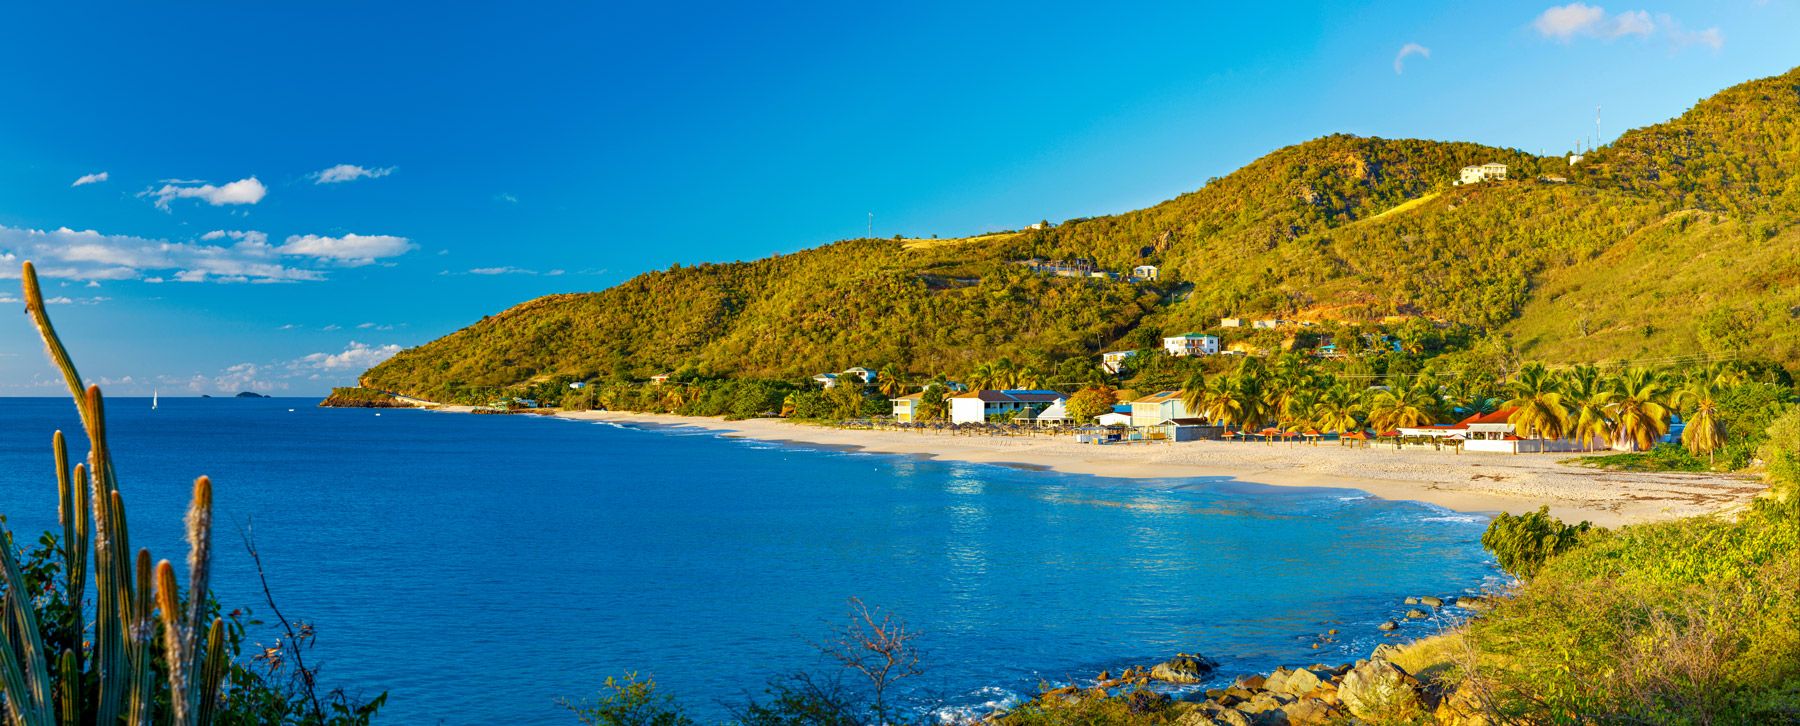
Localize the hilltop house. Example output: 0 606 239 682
1251 319 1286 330
889 392 923 423
948 389 1064 424
1457 163 1508 185
1162 333 1220 357
813 367 878 388
650 373 672 385
1219 317 1244 328
1130 390 1193 427
1101 350 1138 374
1131 264 1159 282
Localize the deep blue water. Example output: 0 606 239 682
0 397 1498 723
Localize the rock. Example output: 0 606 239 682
1435 680 1493 726
1338 657 1426 721
1419 595 1444 608
1273 667 1325 696
1457 595 1491 610
1378 620 1399 631
1326 628 1338 635
1151 653 1219 684
1405 608 1430 619
1281 698 1339 726
1309 642 1320 649
1234 674 1267 690
1262 667 1293 694
1403 596 1420 605
1212 708 1255 726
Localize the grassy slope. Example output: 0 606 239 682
364 66 1800 398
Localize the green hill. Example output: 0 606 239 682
363 66 1800 403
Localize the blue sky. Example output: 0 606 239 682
1 2 1794 395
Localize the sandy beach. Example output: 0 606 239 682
549 410 1765 527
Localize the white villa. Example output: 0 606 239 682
1101 350 1138 374
1162 333 1220 357
1457 163 1508 185
1131 264 1159 282
814 367 878 388
1251 319 1286 330
889 392 924 422
1219 317 1244 328
948 389 1064 424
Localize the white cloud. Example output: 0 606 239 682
142 176 267 210
0 224 325 283
1393 43 1430 74
310 164 396 184
1532 4 1722 49
278 233 415 266
468 266 539 275
72 171 110 187
297 341 403 372
1534 3 1607 39
495 193 519 204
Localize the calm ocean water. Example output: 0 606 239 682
0 397 1498 723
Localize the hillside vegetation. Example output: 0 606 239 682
364 66 1800 402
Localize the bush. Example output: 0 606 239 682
1479 506 1593 578
559 673 694 726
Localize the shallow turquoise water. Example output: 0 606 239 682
0 397 1498 723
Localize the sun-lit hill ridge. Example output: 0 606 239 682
362 65 1800 402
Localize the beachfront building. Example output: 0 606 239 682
889 392 924 423
1130 390 1193 427
1161 418 1225 442
1014 398 1072 426
1096 405 1133 427
949 389 1064 424
1393 407 1598 453
1457 163 1508 185
1101 350 1138 374
1131 264 1159 282
1162 333 1220 357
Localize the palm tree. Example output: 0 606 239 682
1368 383 1439 432
1675 377 1726 463
1562 365 1615 450
1312 384 1363 434
876 364 909 398
1180 371 1207 421
1606 367 1671 451
1504 363 1569 440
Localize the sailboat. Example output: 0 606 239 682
152 390 158 411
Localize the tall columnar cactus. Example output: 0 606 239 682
0 261 229 725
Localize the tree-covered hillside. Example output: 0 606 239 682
362 65 1800 402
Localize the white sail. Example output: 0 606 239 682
152 390 158 410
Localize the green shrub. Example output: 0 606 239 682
559 673 694 726
1479 506 1594 578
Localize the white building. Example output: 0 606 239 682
1100 350 1138 374
949 390 1064 424
1251 319 1286 330
1458 163 1508 185
1131 265 1159 282
1393 408 1598 454
1219 317 1244 328
1162 333 1220 357
1568 153 1584 166
814 367 878 388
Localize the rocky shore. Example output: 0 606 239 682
993 592 1494 725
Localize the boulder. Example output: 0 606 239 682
1338 657 1426 721
1405 608 1430 619
1151 653 1220 684
1419 595 1444 608
1378 620 1399 631
1403 596 1420 605
1273 667 1325 696
1281 698 1339 726
1262 667 1293 694
1457 595 1491 610
1234 674 1267 690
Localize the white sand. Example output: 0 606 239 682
551 411 1765 527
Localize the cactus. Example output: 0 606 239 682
0 261 228 725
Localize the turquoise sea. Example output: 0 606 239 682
0 397 1499 723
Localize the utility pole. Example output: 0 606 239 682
1595 105 1601 150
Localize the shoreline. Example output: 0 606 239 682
543 410 1763 527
